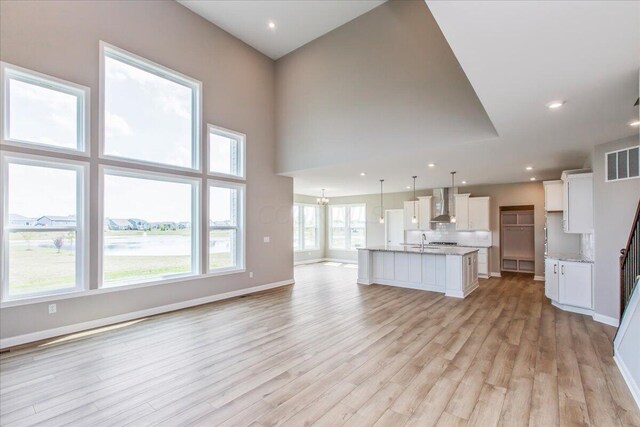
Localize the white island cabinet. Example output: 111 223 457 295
358 246 479 298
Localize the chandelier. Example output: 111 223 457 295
317 188 329 206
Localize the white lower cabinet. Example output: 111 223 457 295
545 258 592 310
545 258 559 301
559 261 592 309
476 248 489 278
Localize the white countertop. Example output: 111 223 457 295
359 245 479 256
546 252 594 263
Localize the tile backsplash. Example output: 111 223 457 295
580 233 594 260
406 223 493 247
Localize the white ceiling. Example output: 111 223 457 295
177 0 386 59
289 0 640 197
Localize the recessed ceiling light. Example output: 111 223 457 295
360 172 366 176
629 120 640 127
530 177 536 181
547 101 564 109
461 180 467 184
268 21 276 30
406 186 411 189
428 163 436 168
525 166 533 171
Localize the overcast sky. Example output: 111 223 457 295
8 55 235 224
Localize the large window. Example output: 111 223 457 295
101 43 201 170
208 125 245 179
1 153 88 300
0 46 248 305
293 204 319 251
1 62 89 154
208 181 244 273
101 168 199 287
329 204 366 250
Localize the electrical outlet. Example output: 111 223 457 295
249 272 254 278
48 304 57 314
263 236 270 243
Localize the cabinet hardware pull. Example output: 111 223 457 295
554 264 557 274
561 265 565 275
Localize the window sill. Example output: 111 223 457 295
1 139 90 158
0 269 247 308
207 171 246 181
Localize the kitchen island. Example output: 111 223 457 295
357 245 479 298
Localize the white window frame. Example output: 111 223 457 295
0 62 90 156
605 146 640 182
208 124 246 180
328 203 367 251
207 179 245 275
293 203 319 251
98 165 201 289
0 152 89 301
99 41 202 173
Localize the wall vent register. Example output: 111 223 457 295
606 146 639 182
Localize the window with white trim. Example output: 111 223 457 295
208 124 245 179
208 181 244 273
101 168 200 288
1 62 89 154
329 204 366 250
293 204 319 251
102 43 201 170
1 153 88 300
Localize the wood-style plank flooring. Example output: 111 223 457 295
1 263 639 426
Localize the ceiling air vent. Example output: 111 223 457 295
606 146 639 182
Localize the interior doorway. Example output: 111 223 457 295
500 205 535 274
385 209 404 245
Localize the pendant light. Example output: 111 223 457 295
379 179 385 224
317 189 329 206
449 172 457 223
411 176 418 224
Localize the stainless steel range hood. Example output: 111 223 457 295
430 187 456 223
430 171 458 224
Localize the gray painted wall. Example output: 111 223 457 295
0 0 293 341
275 0 496 174
592 135 640 320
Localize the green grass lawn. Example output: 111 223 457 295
9 234 234 296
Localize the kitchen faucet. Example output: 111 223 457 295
421 233 427 251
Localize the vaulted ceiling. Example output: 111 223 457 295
180 0 640 197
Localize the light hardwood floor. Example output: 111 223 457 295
1 263 639 426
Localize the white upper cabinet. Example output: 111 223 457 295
418 196 432 230
455 194 490 231
468 197 490 230
543 180 563 212
404 200 420 230
562 172 593 233
454 194 470 230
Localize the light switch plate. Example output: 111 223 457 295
263 236 270 243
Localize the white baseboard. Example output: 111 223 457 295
592 313 620 327
534 275 545 282
323 258 357 264
294 258 325 266
0 279 294 350
614 354 640 410
490 272 502 278
446 282 479 299
551 301 593 316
